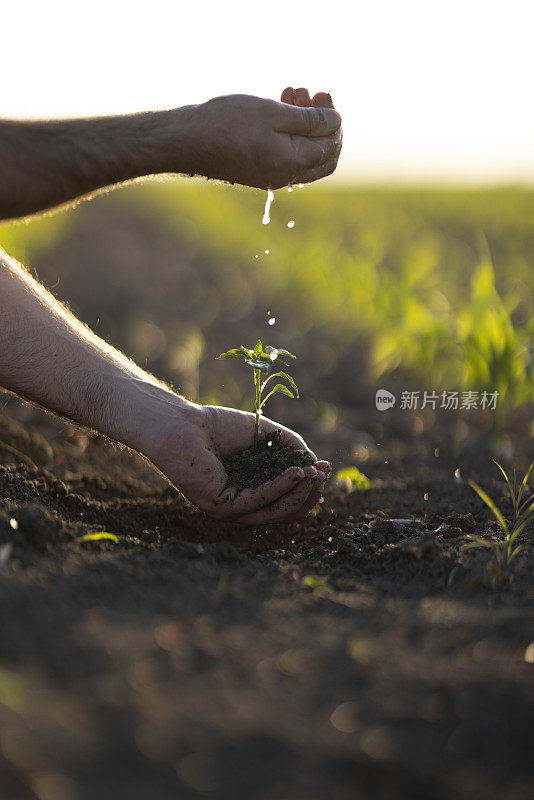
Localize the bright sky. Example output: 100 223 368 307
2 0 533 183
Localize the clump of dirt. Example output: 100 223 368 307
222 429 315 492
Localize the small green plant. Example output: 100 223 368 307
493 459 534 528
466 460 534 585
335 466 370 491
217 339 299 449
302 575 331 592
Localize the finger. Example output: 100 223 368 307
281 86 295 104
232 470 319 525
272 428 317 462
312 92 335 109
294 87 312 107
293 154 339 186
314 460 332 477
258 417 314 458
221 465 317 518
275 104 342 137
292 134 341 170
284 477 326 521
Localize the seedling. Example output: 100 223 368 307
466 460 534 585
335 466 370 491
302 575 331 592
493 459 534 528
217 339 299 449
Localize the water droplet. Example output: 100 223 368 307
287 186 293 192
254 254 259 259
298 183 304 188
287 220 295 228
9 518 18 530
262 189 274 225
268 317 276 326
424 492 429 501
264 249 270 255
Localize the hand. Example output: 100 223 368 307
188 88 342 190
147 402 331 525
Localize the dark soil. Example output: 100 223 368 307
0 396 533 800
0 197 533 799
222 429 315 491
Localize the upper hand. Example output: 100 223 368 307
188 87 342 190
148 403 331 525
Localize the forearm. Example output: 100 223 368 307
0 107 199 220
0 248 197 451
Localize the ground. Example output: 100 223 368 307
0 396 532 800
0 189 533 799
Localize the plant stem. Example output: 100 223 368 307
253 367 261 450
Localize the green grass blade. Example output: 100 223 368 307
514 499 534 531
79 532 119 544
510 544 527 561
469 480 509 534
517 460 534 506
494 460 518 517
464 535 493 550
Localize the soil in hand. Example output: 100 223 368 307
222 429 315 492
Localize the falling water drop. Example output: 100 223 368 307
262 189 274 225
268 317 276 326
288 186 293 192
287 220 295 228
264 249 270 255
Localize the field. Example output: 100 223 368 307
0 183 533 799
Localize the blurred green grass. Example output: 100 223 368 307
1 182 533 420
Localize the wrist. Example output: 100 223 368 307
148 104 203 176
116 376 203 460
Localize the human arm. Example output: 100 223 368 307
0 249 329 523
0 89 342 220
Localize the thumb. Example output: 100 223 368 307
275 103 341 137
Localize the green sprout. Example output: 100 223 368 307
217 339 299 449
466 460 534 585
335 466 370 491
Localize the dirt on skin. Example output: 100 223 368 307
0 395 533 800
222 430 315 491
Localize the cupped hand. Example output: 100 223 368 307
190 88 342 190
149 404 331 525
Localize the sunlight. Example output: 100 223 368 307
1 0 534 182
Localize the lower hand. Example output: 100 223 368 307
184 87 342 190
147 402 331 525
